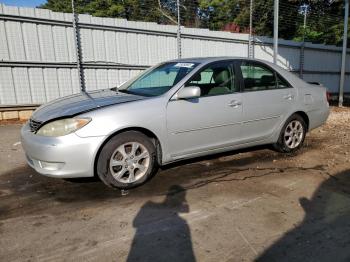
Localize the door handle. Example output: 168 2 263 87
228 100 242 108
283 94 294 100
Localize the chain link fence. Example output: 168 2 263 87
0 1 349 106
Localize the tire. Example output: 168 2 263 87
273 114 307 153
96 131 158 189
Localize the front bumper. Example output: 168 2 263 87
21 123 106 178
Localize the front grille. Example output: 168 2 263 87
29 118 42 133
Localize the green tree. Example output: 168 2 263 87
40 0 347 46
291 0 344 45
198 0 242 30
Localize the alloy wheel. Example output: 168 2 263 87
283 120 304 149
109 142 150 183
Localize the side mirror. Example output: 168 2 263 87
176 86 201 100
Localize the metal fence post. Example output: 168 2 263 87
299 44 305 78
273 0 279 64
339 0 349 107
71 0 85 92
248 0 253 58
176 0 182 58
299 4 309 79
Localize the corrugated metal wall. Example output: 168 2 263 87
0 4 349 106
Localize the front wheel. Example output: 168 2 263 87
273 114 307 153
96 131 158 189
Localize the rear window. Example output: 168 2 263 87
240 62 276 91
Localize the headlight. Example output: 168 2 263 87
36 118 91 137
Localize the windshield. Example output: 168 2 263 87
118 62 199 97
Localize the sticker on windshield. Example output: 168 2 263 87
174 63 195 68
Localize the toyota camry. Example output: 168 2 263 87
21 57 330 189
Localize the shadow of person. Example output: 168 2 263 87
256 169 350 262
127 185 196 262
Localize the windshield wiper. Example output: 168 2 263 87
117 89 143 96
118 89 130 94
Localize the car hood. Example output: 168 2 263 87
31 89 145 123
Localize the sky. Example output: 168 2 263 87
0 0 47 8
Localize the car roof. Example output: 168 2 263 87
168 56 276 66
171 56 260 63
168 56 235 64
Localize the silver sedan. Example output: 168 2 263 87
21 57 330 189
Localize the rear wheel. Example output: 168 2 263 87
97 131 158 189
273 114 307 153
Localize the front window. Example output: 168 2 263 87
185 61 237 96
119 62 199 97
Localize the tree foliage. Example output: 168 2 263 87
40 0 347 46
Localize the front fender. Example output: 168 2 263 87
74 97 170 164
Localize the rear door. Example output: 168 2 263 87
237 60 296 143
166 61 243 158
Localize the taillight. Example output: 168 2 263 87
326 91 331 103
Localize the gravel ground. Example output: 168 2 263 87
0 107 349 262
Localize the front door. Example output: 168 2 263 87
166 61 243 158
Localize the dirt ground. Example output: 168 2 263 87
0 107 349 262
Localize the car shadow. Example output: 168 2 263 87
256 169 350 262
161 144 288 171
0 141 324 220
0 165 122 219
